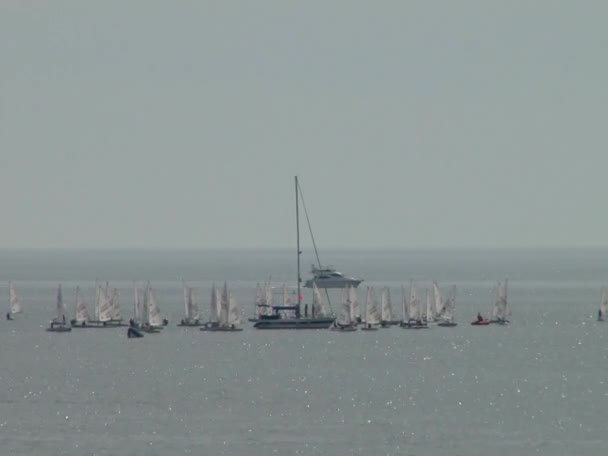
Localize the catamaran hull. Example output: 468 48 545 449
254 317 335 329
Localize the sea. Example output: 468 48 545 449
1 248 607 456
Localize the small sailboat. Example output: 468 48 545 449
361 286 381 330
331 285 357 331
380 287 398 326
200 282 243 331
400 281 428 329
70 286 90 327
46 284 71 332
490 279 511 324
311 282 331 318
598 287 607 321
7 281 22 320
140 284 165 333
177 281 202 326
437 285 457 327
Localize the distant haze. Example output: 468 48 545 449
1 1 607 249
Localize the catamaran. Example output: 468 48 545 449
361 286 381 331
254 176 335 329
46 284 71 332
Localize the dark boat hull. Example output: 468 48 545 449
46 326 72 332
437 321 458 327
200 326 243 332
400 321 429 329
254 317 335 330
127 327 144 338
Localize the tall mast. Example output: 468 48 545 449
295 176 301 317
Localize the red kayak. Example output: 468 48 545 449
470 319 490 326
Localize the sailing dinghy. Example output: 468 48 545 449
46 284 71 332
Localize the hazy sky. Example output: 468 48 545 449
1 1 607 249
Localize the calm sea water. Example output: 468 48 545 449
1 248 607 456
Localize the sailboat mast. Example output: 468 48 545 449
295 176 301 317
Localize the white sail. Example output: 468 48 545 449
401 284 407 322
364 286 381 325
183 281 190 319
433 282 443 317
55 284 67 321
264 283 273 316
425 289 433 322
147 287 164 327
97 286 113 322
74 286 90 323
9 281 22 314
133 284 142 322
408 281 420 321
337 286 353 325
254 283 264 318
209 283 220 323
348 285 360 322
381 287 393 322
109 288 121 320
492 279 510 321
219 282 230 326
439 285 456 322
312 282 329 317
599 287 608 319
189 287 199 320
228 291 240 326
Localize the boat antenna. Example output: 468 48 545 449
296 177 333 313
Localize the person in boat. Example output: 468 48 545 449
62 315 66 324
367 323 372 329
6 312 11 320
599 309 603 321
304 304 308 318
477 312 483 322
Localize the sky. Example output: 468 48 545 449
1 0 607 249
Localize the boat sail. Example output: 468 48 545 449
254 176 335 329
349 285 361 324
201 282 243 331
400 280 428 329
380 287 398 326
598 287 607 321
72 286 90 326
312 282 331 317
46 284 71 332
178 281 202 326
361 286 381 330
490 279 511 324
7 281 22 318
331 285 357 331
437 285 457 327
